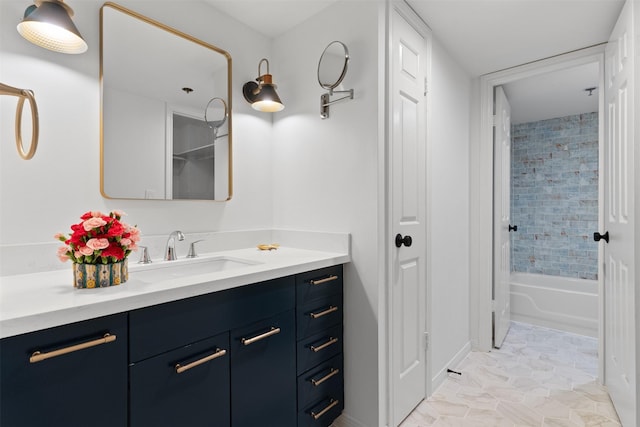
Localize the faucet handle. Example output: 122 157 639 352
186 240 205 258
138 246 152 264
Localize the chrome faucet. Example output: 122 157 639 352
165 230 185 261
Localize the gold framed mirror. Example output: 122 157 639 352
100 2 232 201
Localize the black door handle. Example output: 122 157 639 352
395 234 412 248
593 231 609 243
509 224 518 232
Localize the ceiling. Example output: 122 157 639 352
205 0 340 38
208 0 624 122
406 0 624 77
209 0 624 76
504 62 599 124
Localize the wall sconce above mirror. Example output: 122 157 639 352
100 2 232 201
318 41 353 119
243 58 284 112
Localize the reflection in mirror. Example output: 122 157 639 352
318 41 353 119
100 2 232 201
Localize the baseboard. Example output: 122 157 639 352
430 341 471 392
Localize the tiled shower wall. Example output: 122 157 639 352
511 112 599 280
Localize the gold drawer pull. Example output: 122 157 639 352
29 333 116 363
242 327 281 346
311 399 339 420
175 348 227 374
309 306 339 319
310 337 338 352
309 275 338 285
311 367 340 386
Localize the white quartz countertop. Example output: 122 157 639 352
0 246 350 339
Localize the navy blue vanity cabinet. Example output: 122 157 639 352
129 332 230 427
0 313 128 427
295 265 344 427
128 276 296 427
230 309 297 427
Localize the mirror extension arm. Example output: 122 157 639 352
320 89 354 119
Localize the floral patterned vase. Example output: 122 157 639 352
73 259 128 289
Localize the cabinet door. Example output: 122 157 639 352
130 332 230 427
230 310 296 427
0 313 128 427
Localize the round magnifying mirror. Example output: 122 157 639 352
318 41 349 90
204 97 228 130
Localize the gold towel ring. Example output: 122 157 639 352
0 82 39 160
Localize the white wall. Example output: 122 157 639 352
271 2 381 426
428 37 472 387
0 0 274 269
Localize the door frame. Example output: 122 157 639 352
470 44 606 378
384 1 433 426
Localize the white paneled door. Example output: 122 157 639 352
493 86 512 348
389 5 429 427
603 1 637 426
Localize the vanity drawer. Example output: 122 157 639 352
129 332 230 427
297 394 345 427
129 276 294 362
297 354 343 410
297 293 343 340
297 324 342 375
296 265 343 305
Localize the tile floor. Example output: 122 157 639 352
400 321 622 426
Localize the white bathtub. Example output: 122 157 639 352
510 272 598 337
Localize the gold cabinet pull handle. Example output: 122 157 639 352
309 305 339 319
241 327 281 346
175 348 227 374
311 367 340 386
310 275 338 285
310 337 338 353
311 399 339 420
29 333 116 363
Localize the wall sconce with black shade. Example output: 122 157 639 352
17 0 88 54
242 58 284 112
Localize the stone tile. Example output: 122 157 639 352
455 387 499 410
594 401 620 420
549 389 597 412
426 400 469 418
497 400 544 426
524 395 572 419
402 322 620 427
570 409 621 426
485 384 526 402
543 417 582 426
572 382 613 404
465 408 514 426
511 377 551 396
431 416 475 427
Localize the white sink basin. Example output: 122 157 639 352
130 256 260 283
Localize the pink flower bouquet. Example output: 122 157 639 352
55 210 140 264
